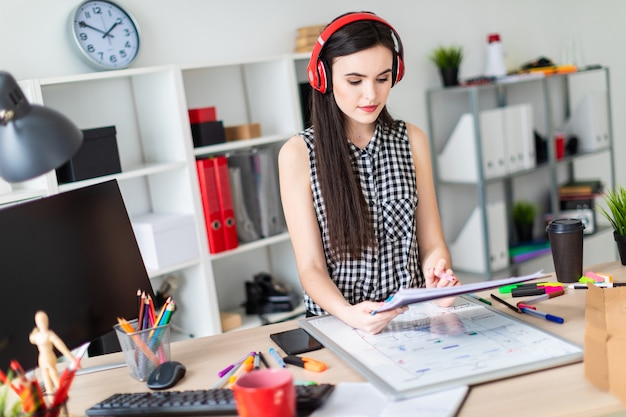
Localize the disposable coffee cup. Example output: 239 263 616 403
546 218 585 283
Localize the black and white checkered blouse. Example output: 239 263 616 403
301 120 424 316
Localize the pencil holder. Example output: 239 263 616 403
113 319 171 381
16 400 68 417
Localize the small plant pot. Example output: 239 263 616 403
515 222 534 243
614 231 626 266
440 67 459 87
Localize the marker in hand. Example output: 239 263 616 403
436 271 456 282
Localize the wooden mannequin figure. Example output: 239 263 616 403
29 310 76 394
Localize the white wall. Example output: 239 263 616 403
2 0 623 265
3 0 623 184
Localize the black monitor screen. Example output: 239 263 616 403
0 180 154 371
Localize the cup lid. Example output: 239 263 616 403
546 218 586 233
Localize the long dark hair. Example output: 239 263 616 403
311 16 399 261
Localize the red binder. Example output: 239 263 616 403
196 158 225 253
212 155 238 250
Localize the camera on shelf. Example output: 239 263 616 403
244 273 299 315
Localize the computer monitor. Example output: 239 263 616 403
0 179 155 371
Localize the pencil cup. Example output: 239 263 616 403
114 319 171 381
17 401 68 417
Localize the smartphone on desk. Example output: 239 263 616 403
270 328 323 355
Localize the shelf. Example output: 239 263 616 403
224 301 306 333
193 134 289 157
58 161 188 192
427 66 615 278
12 53 305 338
145 258 203 279
209 232 291 261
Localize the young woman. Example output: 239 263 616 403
278 11 460 334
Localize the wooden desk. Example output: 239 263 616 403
68 262 626 417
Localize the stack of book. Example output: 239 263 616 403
557 179 603 234
294 24 326 53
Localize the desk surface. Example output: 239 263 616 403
68 262 626 417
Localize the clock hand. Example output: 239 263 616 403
78 21 114 38
102 22 119 39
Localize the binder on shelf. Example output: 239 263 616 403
251 147 284 237
437 114 478 182
196 158 225 253
227 150 263 239
479 108 507 178
449 201 509 273
437 105 535 183
564 91 610 152
212 155 239 251
228 166 260 243
437 112 506 183
503 104 536 172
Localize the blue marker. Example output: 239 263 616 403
371 294 395 316
520 307 564 324
268 347 286 368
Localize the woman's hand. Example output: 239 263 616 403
424 258 461 307
336 301 408 334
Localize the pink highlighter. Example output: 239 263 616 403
436 271 456 282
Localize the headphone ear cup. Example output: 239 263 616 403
317 60 330 94
395 54 405 85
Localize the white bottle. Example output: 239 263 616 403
484 33 506 77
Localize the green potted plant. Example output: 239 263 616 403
429 45 463 87
512 200 538 243
597 185 626 265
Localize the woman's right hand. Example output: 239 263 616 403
336 301 408 334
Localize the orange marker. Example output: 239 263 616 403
284 355 327 372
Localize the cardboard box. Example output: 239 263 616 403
56 126 121 183
131 213 199 271
224 123 261 141
220 311 243 332
585 284 626 403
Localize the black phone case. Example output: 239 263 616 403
270 328 323 355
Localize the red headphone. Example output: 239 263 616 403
307 12 405 94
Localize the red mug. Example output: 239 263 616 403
232 368 295 417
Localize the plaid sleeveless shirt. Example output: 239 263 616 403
301 120 423 316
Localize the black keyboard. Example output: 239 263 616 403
86 383 335 416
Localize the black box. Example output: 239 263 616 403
190 120 226 147
56 126 122 183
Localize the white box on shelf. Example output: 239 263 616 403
503 104 536 172
564 91 610 152
449 201 509 274
132 213 199 271
438 105 535 183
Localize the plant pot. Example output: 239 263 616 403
439 67 459 87
614 231 626 265
515 222 534 243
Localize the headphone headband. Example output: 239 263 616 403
307 12 405 94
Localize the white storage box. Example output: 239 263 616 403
131 213 199 271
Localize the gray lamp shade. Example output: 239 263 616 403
0 71 82 182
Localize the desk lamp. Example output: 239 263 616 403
0 71 82 182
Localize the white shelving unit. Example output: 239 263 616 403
10 54 311 339
426 67 616 280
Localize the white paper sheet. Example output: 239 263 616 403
310 383 469 417
372 270 545 313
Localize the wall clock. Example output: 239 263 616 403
70 0 141 70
